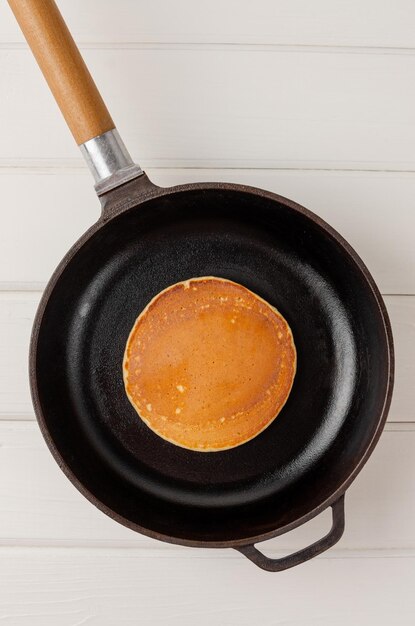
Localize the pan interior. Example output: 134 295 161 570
34 187 391 542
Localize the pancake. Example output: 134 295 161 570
123 277 296 452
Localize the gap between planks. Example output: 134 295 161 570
0 544 414 560
2 41 415 56
1 416 413 430
2 160 415 173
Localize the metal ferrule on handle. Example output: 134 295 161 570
79 129 143 195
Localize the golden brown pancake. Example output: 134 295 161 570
123 277 296 451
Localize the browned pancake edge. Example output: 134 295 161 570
123 277 296 451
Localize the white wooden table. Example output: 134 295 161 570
0 2 414 624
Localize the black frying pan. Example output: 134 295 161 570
10 0 393 572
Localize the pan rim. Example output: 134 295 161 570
29 179 394 548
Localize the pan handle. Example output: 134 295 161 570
236 494 345 572
7 0 143 194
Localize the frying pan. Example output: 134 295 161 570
9 0 394 572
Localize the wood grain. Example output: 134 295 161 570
2 0 415 48
0 547 414 625
0 48 414 170
0 3 414 618
0 169 414 294
7 0 114 144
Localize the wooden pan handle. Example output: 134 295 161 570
7 0 114 145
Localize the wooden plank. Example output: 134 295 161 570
0 168 414 293
0 290 412 420
0 292 39 417
0 48 415 170
1 0 415 48
0 171 98 288
0 422 414 550
0 548 414 625
387 297 415 420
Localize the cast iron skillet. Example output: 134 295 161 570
11 0 393 571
